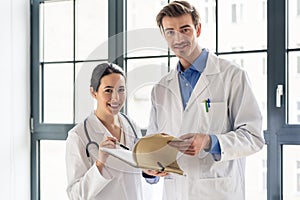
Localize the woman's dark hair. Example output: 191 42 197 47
156 1 201 31
90 63 125 92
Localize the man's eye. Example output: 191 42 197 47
181 28 190 33
165 30 175 36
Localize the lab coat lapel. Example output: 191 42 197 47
186 74 209 109
164 70 183 111
185 53 220 110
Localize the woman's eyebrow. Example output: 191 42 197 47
103 86 113 89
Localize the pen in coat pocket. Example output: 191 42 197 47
204 98 210 112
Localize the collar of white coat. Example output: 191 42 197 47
166 52 221 82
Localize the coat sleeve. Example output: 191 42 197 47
65 129 111 199
217 69 265 162
146 88 158 135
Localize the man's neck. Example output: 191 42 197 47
179 47 202 71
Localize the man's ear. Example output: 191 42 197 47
90 87 97 99
196 23 201 37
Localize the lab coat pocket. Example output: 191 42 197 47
163 178 176 200
189 176 235 200
199 101 227 134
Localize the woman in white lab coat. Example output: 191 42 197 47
145 1 265 200
66 63 144 199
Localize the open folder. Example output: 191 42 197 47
100 133 184 175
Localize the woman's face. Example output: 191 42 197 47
92 73 126 116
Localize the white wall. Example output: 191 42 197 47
0 0 30 199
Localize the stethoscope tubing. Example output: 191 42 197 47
84 113 138 158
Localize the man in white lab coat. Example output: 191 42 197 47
144 1 265 199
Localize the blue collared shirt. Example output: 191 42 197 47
177 49 221 156
177 50 207 109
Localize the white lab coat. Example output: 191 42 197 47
147 52 265 200
66 112 144 200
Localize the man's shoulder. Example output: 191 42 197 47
208 53 244 72
158 69 177 83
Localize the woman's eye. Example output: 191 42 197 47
104 89 113 93
118 88 126 93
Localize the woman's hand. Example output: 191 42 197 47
97 136 117 164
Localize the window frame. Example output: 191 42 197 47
30 0 300 199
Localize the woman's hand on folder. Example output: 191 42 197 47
143 169 169 177
98 136 118 164
168 133 210 156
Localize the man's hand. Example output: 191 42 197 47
143 169 169 177
168 133 211 156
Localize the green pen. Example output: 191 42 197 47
205 100 209 112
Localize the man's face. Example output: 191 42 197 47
162 14 201 63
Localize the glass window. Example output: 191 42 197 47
297 0 300 16
283 145 300 199
218 0 267 52
75 0 108 60
262 1 266 20
126 58 168 128
126 29 168 58
288 0 300 48
245 146 267 200
42 63 74 124
297 56 300 74
232 4 237 23
40 140 68 200
127 0 166 30
205 7 209 23
198 0 216 51
40 1 73 62
288 52 300 124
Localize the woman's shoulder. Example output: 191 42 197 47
119 113 142 138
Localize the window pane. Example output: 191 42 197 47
126 29 168 58
127 0 166 30
218 0 267 52
219 53 267 130
198 0 217 52
43 63 73 123
288 52 300 124
245 146 267 200
40 140 68 200
76 0 108 60
288 0 300 48
170 56 179 70
283 145 300 200
126 58 168 128
40 1 73 62
74 61 105 123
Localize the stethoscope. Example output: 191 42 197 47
84 113 138 158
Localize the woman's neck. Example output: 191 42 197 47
95 110 122 140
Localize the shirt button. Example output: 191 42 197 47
185 83 189 87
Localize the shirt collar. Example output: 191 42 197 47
177 48 208 73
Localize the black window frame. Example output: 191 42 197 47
30 0 300 199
